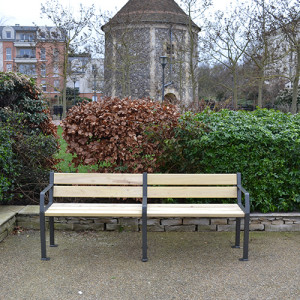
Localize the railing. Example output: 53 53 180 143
16 55 36 59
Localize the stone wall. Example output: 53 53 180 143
16 212 300 233
0 216 16 242
1 206 299 243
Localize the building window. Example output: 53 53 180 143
20 33 34 41
6 48 12 60
54 80 60 91
41 64 46 77
41 80 47 92
6 64 12 71
53 64 59 77
6 31 12 39
40 48 46 60
18 64 36 76
19 48 35 58
40 31 46 39
53 48 59 61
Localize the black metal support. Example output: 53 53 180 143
49 217 58 247
240 213 250 261
40 211 49 261
142 172 148 262
232 218 241 248
40 171 54 260
232 172 242 249
239 187 250 261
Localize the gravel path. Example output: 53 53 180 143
0 231 299 300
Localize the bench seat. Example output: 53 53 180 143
147 204 245 218
45 203 245 218
45 203 143 217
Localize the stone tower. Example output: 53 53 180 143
102 0 200 104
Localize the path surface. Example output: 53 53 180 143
0 231 299 300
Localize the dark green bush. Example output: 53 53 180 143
0 72 59 204
159 109 300 212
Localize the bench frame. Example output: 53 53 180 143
40 172 250 262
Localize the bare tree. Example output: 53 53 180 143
40 0 95 117
203 7 250 109
267 0 299 113
178 0 211 106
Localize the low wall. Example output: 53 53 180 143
15 207 300 232
0 206 299 243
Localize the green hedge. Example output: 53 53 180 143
159 109 300 212
0 72 59 204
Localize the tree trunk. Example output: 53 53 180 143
291 48 299 114
257 75 264 108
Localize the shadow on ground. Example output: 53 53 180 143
0 231 299 300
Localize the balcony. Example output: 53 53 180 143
14 40 36 47
15 55 37 63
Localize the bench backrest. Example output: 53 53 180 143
52 173 238 199
53 173 143 198
147 174 238 198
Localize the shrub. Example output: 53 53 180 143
159 109 300 212
63 97 179 173
0 72 59 204
0 125 19 203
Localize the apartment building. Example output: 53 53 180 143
0 25 65 103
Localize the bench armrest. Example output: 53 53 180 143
237 185 250 214
40 184 53 213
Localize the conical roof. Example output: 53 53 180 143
103 0 200 30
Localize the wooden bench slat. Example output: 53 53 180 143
45 203 142 217
147 174 237 185
147 187 237 198
53 186 142 198
54 173 143 185
147 204 245 217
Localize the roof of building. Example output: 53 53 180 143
103 0 200 30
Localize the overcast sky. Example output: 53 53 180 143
1 0 234 27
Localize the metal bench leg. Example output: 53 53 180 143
232 217 241 248
142 215 148 262
240 213 249 261
142 172 148 262
49 217 58 247
40 212 50 261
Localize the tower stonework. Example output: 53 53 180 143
102 0 200 104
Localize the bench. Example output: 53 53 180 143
40 172 250 262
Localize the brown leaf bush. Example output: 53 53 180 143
62 97 179 173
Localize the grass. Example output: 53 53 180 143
55 126 98 173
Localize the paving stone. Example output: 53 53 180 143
0 230 8 242
95 218 118 224
73 223 104 231
211 218 228 225
265 224 300 232
183 218 209 225
138 218 160 226
0 216 16 234
18 205 39 215
165 225 195 232
17 221 40 230
271 220 284 225
146 225 165 232
217 224 236 232
249 224 265 231
161 218 182 226
54 223 74 231
106 224 119 231
197 225 217 232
